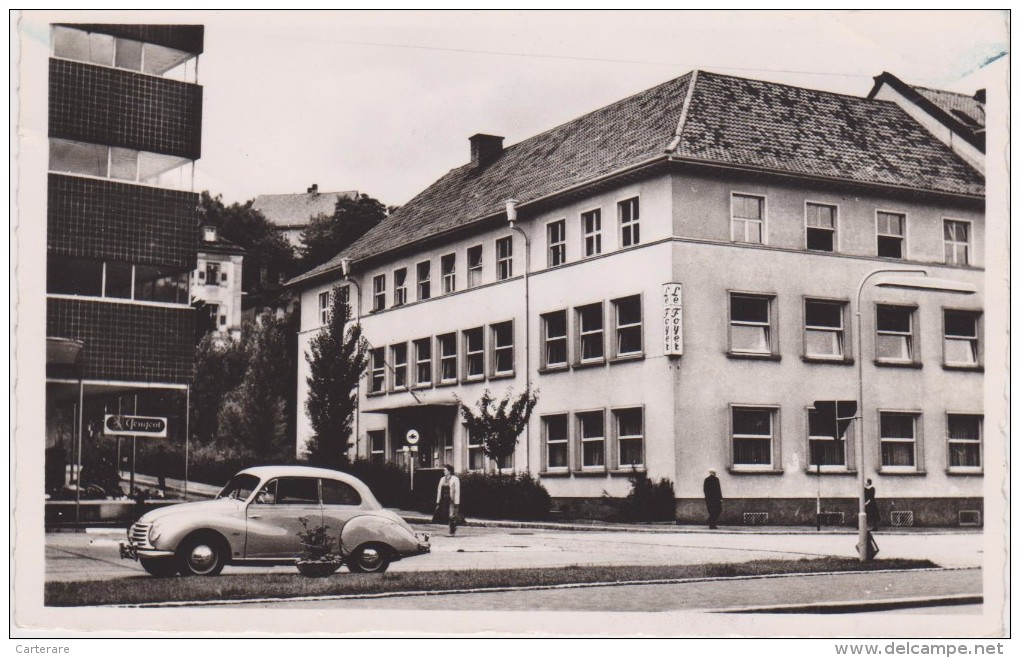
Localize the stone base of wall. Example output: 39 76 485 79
548 496 984 527
674 497 984 528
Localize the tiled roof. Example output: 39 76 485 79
252 190 358 228
290 70 984 286
912 85 986 131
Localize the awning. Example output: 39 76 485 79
362 400 460 414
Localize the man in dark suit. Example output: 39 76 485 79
703 469 723 529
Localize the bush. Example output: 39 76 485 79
460 472 551 521
624 471 676 522
341 460 413 509
133 440 288 489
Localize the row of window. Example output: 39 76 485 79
728 292 982 369
365 407 982 475
366 198 641 313
51 25 197 81
365 295 645 394
49 138 193 191
732 194 974 265
47 256 189 305
727 406 983 473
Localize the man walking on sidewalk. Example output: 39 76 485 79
704 469 723 529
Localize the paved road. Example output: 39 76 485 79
46 524 982 583
216 568 982 612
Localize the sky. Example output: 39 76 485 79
24 10 1010 207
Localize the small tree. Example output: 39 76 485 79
458 386 539 471
304 286 370 468
299 193 388 271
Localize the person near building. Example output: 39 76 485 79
433 464 462 536
703 469 723 529
864 478 880 531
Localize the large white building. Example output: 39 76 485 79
290 70 986 526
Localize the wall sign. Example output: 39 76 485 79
103 414 168 438
663 283 683 356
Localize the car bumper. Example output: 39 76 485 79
119 542 175 561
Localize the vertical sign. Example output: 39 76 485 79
663 283 683 355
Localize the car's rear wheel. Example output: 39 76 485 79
347 543 391 573
139 557 178 577
177 532 227 576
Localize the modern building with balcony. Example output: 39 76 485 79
290 70 986 527
44 24 204 502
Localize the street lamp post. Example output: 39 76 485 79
853 268 976 561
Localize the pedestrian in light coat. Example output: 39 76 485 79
433 464 462 536
703 469 723 529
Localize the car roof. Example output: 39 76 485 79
236 465 382 507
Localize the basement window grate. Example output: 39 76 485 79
958 510 981 526
890 510 914 527
743 512 768 526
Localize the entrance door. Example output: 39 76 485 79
389 407 456 470
245 476 322 559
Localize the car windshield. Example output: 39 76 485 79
217 473 261 501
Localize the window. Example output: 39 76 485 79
582 209 602 257
543 415 569 470
808 408 846 467
439 427 454 466
944 310 980 367
730 294 774 355
52 26 196 81
413 338 432 387
104 262 133 299
576 303 605 363
393 268 407 306
417 261 431 300
467 245 483 288
577 411 606 469
275 478 320 505
368 431 387 464
944 220 970 265
491 321 514 375
615 408 644 468
804 299 846 359
467 429 485 472
806 203 836 252
133 265 188 304
880 412 918 469
369 350 385 393
437 333 458 383
547 220 566 267
496 237 513 280
441 253 456 294
205 262 221 287
947 414 982 470
220 314 227 327
53 26 115 66
612 295 643 357
876 305 916 362
390 343 408 390
464 328 484 379
542 311 568 369
877 211 906 259
318 291 331 325
322 479 362 506
372 275 386 312
731 407 775 467
619 197 640 247
731 194 764 244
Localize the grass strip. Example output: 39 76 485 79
46 557 937 607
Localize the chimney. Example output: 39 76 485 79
202 224 218 243
307 183 319 195
469 134 504 169
974 89 986 104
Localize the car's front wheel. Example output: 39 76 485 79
139 557 178 578
177 532 227 576
347 543 391 573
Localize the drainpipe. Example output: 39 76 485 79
505 199 531 474
340 257 363 460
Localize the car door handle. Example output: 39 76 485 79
249 514 262 519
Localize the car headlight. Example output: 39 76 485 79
149 525 161 545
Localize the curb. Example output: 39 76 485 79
708 593 983 614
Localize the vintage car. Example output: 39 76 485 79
119 465 430 576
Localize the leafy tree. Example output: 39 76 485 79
199 192 296 309
457 386 539 470
190 331 249 443
304 286 370 468
217 311 294 460
299 193 387 271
